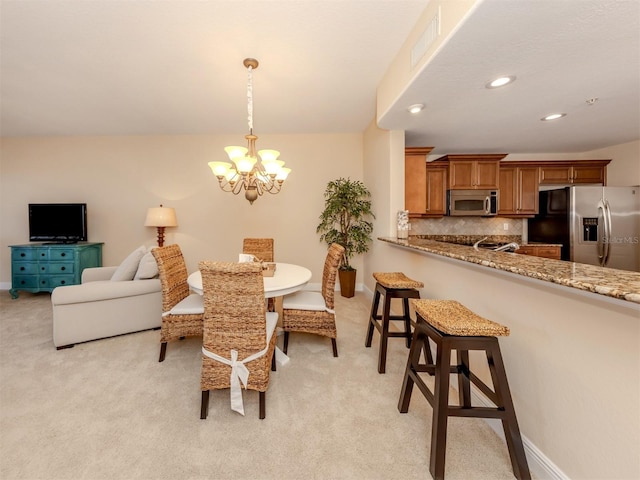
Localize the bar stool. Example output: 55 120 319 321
365 272 424 373
398 299 530 480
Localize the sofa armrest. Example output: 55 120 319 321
52 279 161 306
82 266 118 283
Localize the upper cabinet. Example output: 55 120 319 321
439 154 507 190
498 165 539 217
405 147 444 217
404 152 610 218
538 160 610 185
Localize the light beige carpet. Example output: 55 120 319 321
0 290 522 480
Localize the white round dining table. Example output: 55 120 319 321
187 262 312 298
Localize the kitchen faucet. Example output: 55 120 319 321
493 242 520 252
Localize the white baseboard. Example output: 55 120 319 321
469 388 569 480
0 282 12 291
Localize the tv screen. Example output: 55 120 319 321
29 203 87 243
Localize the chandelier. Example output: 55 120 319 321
208 58 291 204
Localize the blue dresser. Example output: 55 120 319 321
9 242 103 298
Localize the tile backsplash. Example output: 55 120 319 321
409 216 524 237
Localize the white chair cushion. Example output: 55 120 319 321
282 291 326 311
168 293 204 315
111 245 147 281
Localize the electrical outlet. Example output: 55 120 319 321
503 223 509 231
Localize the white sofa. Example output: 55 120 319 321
51 266 162 349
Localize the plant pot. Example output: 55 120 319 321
338 269 356 298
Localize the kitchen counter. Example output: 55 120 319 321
379 236 640 304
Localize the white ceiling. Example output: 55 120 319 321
1 0 639 156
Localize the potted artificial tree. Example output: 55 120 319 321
317 177 375 298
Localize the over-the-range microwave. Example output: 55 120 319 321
447 189 498 216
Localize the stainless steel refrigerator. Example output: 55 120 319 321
528 186 640 272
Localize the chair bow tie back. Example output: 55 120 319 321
202 343 271 416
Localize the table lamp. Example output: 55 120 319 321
144 205 178 247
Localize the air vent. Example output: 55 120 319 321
411 7 440 68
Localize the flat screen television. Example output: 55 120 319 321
28 203 87 243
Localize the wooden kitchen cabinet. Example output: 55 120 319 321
538 160 609 185
498 165 539 216
439 154 507 190
404 147 445 217
515 244 561 260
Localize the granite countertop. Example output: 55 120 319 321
379 236 640 305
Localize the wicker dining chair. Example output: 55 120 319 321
151 244 204 362
199 261 278 419
242 238 274 262
282 242 345 357
243 237 275 311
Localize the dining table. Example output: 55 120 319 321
187 262 312 298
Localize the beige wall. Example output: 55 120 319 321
0 133 364 286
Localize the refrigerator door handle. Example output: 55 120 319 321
603 200 613 266
597 200 607 266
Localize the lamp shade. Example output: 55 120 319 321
144 206 178 227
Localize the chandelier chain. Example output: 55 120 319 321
247 66 253 132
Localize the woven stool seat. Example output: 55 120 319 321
372 272 424 289
413 300 509 337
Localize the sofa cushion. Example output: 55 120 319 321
52 279 161 305
134 251 158 280
111 245 147 281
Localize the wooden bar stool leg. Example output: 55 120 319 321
378 294 392 373
398 327 423 413
365 287 381 347
457 349 472 407
402 297 412 348
430 338 452 480
487 343 531 480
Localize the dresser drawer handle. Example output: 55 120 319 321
60 267 66 271
60 253 66 257
20 253 26 257
20 267 25 271
41 267 46 271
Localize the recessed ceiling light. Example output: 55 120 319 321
485 76 516 89
541 113 566 121
407 104 424 114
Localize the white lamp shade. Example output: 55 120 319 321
224 146 248 161
262 159 285 175
258 149 280 162
234 155 257 174
144 206 178 227
208 161 232 177
275 167 291 181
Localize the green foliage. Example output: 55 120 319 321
316 178 375 269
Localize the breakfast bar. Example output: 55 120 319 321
378 236 640 304
370 236 639 479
